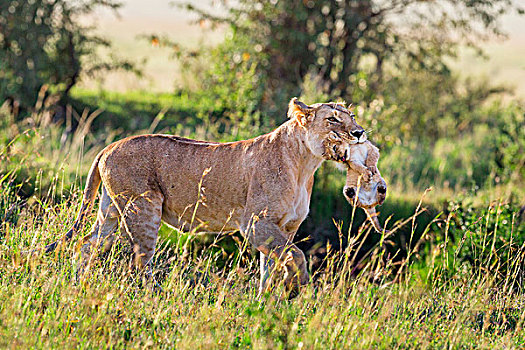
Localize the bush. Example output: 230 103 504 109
370 100 524 193
184 35 270 139
432 198 525 289
0 0 135 113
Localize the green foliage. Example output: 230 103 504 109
186 35 269 138
0 0 135 112
374 73 507 143
70 89 215 133
174 0 522 122
144 31 272 136
360 96 525 192
380 134 500 192
436 199 525 287
2 187 525 348
70 88 264 141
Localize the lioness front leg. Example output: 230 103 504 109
245 219 308 297
259 251 275 295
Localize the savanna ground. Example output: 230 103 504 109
1 0 525 348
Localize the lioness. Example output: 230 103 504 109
42 98 365 295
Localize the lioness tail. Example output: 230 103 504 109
42 151 103 254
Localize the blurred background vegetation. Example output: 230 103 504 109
1 0 524 273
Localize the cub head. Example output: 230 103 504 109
287 98 366 162
343 171 387 209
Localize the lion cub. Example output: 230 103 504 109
346 139 380 184
327 131 380 184
343 141 388 233
328 136 387 231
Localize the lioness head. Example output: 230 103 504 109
288 98 365 162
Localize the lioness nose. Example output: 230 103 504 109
351 130 364 138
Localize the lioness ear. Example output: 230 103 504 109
288 97 313 126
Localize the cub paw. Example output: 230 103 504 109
362 170 372 182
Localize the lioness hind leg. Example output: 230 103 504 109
80 186 119 276
118 191 164 284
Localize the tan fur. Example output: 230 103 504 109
325 128 387 232
342 141 387 233
45 98 365 295
344 168 387 232
346 140 380 182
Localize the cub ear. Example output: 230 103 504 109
288 97 313 126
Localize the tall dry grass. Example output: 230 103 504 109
1 101 524 348
1 175 525 348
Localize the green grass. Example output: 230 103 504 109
2 90 524 348
69 88 215 134
1 184 525 349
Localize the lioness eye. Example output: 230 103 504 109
328 117 340 123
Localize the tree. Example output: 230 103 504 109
0 0 136 114
173 0 523 124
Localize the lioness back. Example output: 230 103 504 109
96 135 246 230
97 133 298 231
